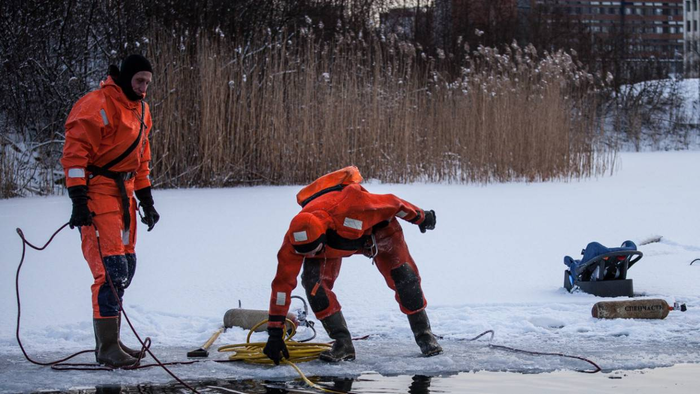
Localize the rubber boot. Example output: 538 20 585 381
94 316 143 361
407 310 443 357
94 318 139 368
117 315 144 359
319 311 356 362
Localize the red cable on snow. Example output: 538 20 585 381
14 223 200 391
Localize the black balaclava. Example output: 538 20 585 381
107 54 152 101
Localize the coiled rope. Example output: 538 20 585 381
219 318 348 393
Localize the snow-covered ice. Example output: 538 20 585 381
1 151 699 392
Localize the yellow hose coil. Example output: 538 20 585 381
217 319 346 394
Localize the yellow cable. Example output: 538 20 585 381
217 319 346 394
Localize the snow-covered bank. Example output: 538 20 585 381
611 78 700 151
1 151 699 392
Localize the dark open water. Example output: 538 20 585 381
29 373 490 394
23 364 700 394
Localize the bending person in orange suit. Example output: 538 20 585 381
263 166 442 364
61 54 160 368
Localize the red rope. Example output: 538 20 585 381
15 222 601 392
14 223 199 391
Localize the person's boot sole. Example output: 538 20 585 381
319 353 356 362
97 359 140 368
422 348 443 357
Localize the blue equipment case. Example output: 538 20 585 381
563 241 643 297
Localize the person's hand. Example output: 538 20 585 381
135 187 159 231
419 209 436 233
140 205 160 231
68 186 93 228
263 328 289 365
70 203 93 228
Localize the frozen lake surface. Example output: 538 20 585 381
1 151 699 393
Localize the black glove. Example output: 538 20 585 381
263 327 289 365
68 186 93 229
135 187 160 231
419 209 436 233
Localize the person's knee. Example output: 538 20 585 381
124 253 137 288
301 262 331 313
301 262 319 290
391 263 425 312
103 255 130 288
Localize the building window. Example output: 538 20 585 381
688 1 692 12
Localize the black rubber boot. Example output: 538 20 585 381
94 318 139 368
319 311 356 362
117 315 144 359
407 310 443 357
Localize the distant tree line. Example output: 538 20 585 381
0 0 391 144
0 0 395 196
3 0 691 198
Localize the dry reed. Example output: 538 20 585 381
146 29 614 188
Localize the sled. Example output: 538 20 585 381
563 241 643 297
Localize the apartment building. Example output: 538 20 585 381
434 0 519 47
686 0 700 76
535 1 684 66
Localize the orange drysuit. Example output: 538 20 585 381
61 76 152 319
268 168 430 329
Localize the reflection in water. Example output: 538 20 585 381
315 374 433 394
409 375 432 394
85 374 436 393
257 375 434 394
264 383 287 394
95 385 122 394
331 377 355 392
262 376 355 393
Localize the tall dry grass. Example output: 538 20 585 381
0 146 20 198
146 29 613 188
0 136 61 198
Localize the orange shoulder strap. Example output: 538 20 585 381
296 166 363 206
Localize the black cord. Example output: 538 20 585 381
290 295 318 342
451 329 602 373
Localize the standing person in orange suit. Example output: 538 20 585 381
263 167 441 364
61 54 160 368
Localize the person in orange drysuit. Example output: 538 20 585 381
61 54 160 368
263 167 442 364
